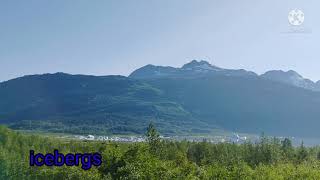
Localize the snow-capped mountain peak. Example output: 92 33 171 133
182 60 222 71
261 70 318 91
129 60 257 79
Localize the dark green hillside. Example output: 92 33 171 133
0 73 202 135
1 68 320 137
147 75 320 137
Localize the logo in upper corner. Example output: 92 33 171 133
288 9 304 26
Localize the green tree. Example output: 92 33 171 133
281 138 294 160
317 151 320 160
146 122 161 155
297 142 308 163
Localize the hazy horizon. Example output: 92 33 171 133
1 0 319 82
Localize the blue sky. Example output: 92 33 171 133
1 0 319 82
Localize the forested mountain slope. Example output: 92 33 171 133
1 61 320 137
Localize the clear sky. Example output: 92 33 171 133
1 0 319 82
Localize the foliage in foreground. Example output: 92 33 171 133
1 125 320 179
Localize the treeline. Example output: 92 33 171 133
10 119 156 135
1 124 320 179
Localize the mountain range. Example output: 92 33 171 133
131 60 320 91
1 60 320 137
